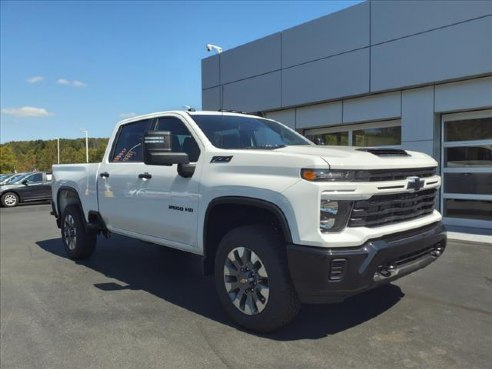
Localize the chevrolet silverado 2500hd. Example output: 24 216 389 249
51 111 446 332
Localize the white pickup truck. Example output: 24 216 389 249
51 111 446 332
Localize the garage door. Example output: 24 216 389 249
441 109 492 228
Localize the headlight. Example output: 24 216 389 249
320 199 353 232
301 168 355 182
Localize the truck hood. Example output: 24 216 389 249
276 145 437 170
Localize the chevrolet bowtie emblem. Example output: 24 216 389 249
406 176 425 191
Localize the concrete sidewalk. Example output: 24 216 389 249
446 226 492 245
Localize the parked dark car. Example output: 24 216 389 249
0 172 30 186
0 174 14 184
0 172 52 207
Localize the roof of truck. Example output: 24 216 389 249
117 110 259 126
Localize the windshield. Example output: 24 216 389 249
4 173 29 184
191 114 312 149
0 174 14 183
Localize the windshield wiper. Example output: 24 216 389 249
242 145 287 150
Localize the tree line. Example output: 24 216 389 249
0 138 109 173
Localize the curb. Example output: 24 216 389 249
447 232 492 245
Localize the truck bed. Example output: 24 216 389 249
52 163 100 219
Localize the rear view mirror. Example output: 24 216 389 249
143 131 190 166
22 179 28 185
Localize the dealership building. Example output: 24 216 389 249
201 0 492 232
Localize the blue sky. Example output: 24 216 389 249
1 0 360 143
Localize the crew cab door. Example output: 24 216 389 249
97 116 202 251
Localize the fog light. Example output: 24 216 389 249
319 198 353 233
320 200 338 231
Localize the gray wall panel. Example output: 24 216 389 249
401 86 435 142
265 109 296 129
220 34 281 84
202 87 221 111
435 76 492 112
371 0 492 44
282 2 369 68
402 140 434 158
343 91 401 123
296 101 342 129
222 72 281 113
371 16 492 92
282 48 369 107
201 56 220 89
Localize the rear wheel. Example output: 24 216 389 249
61 205 97 260
214 225 300 332
1 192 19 207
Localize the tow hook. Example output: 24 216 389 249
430 244 444 257
378 264 397 278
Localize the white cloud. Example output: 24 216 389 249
1 106 54 118
119 112 136 119
57 78 87 87
72 80 87 88
27 76 44 84
57 78 71 85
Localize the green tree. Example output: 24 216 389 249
1 138 109 172
0 145 17 173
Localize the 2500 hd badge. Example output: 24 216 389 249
169 205 194 213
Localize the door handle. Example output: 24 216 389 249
138 172 152 180
100 172 110 178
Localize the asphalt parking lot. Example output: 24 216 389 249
1 204 491 369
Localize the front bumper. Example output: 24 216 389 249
286 222 446 303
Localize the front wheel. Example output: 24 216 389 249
61 205 97 260
1 192 19 207
214 225 301 332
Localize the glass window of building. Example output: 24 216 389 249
304 120 401 147
441 109 492 228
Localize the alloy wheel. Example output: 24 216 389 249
63 214 77 250
3 194 17 206
223 246 270 315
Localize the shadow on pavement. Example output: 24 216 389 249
36 234 404 340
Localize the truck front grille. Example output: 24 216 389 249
349 188 437 228
354 167 436 182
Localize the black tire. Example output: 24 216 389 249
214 225 301 332
1 192 19 207
61 204 97 260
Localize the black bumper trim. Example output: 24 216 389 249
286 222 446 304
50 200 61 228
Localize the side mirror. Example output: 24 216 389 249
143 131 190 166
22 179 28 185
177 164 196 178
